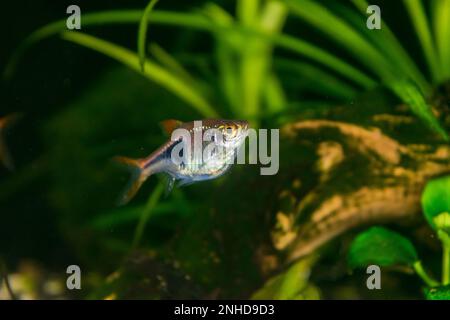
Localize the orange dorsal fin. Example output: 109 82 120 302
159 119 183 136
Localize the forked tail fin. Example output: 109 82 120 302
114 156 148 205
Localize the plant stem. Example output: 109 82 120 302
413 260 439 287
0 257 17 300
131 181 164 249
437 230 450 285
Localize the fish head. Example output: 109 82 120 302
212 120 249 148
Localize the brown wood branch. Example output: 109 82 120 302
278 119 450 264
282 120 407 164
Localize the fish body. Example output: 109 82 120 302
116 119 248 204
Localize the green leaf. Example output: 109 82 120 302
60 31 218 118
403 0 441 82
350 0 429 93
251 255 320 300
4 10 215 78
286 0 392 81
276 58 358 100
269 32 376 89
138 0 159 71
389 80 448 140
348 227 418 269
424 285 450 300
431 0 450 81
132 181 164 248
422 175 450 230
286 0 447 139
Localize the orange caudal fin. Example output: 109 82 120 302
113 156 148 205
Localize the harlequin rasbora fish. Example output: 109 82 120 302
115 119 249 205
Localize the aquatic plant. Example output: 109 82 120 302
6 0 450 136
3 0 450 300
347 174 450 299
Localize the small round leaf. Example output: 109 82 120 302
348 227 418 269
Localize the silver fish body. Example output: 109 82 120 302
116 119 248 204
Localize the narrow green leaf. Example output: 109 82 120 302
269 33 376 89
132 181 164 248
389 80 448 140
60 31 218 118
6 8 374 90
264 73 287 114
348 227 418 269
138 0 159 71
238 0 287 123
431 0 450 80
422 175 450 230
276 59 358 100
237 0 260 26
286 0 393 81
286 0 445 137
4 10 215 78
149 43 198 86
203 3 240 115
403 0 441 82
350 0 430 94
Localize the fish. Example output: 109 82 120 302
115 119 249 205
0 113 21 171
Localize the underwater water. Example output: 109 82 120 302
1 0 450 301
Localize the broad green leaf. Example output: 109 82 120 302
138 0 159 71
60 31 218 118
424 285 450 300
348 227 418 268
422 175 450 230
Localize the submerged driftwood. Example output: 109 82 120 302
272 86 450 265
278 120 450 262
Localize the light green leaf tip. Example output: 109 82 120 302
422 175 450 230
138 0 159 72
